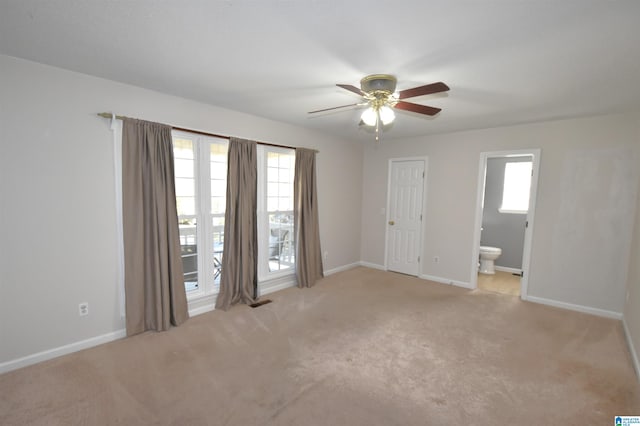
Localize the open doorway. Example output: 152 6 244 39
470 149 540 298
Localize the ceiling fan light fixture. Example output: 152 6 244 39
361 107 377 126
311 76 450 141
360 74 397 94
379 105 395 125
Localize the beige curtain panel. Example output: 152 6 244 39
122 118 189 336
215 138 258 310
294 148 324 288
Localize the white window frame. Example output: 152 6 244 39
498 160 533 215
172 130 228 301
257 145 296 282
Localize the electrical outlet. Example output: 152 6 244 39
433 256 440 263
79 302 89 317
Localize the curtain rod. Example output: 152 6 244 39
97 112 318 153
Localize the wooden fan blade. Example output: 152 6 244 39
394 101 442 116
336 84 365 96
398 82 449 99
308 103 360 114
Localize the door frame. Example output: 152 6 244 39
384 156 429 275
470 149 541 298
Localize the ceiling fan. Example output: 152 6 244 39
309 74 449 141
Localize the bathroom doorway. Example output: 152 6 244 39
470 149 540 298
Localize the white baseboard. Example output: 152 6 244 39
324 262 360 276
189 305 216 317
188 293 217 317
357 264 474 290
495 266 522 274
623 318 640 382
523 295 623 320
259 276 296 296
420 274 473 289
359 261 386 271
0 329 127 375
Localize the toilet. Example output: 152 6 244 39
479 246 502 274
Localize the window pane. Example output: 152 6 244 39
210 144 227 183
176 196 195 216
211 183 225 213
211 196 225 214
211 165 226 180
212 215 223 233
179 218 198 292
279 168 290 182
175 178 195 197
279 183 290 198
268 212 294 272
211 179 225 197
267 196 278 212
210 142 227 215
212 215 224 286
267 168 277 183
262 149 295 274
267 152 279 167
173 138 194 159
173 134 228 296
501 161 532 212
267 182 278 197
206 135 226 286
173 139 196 218
174 158 194 178
280 197 292 211
210 142 227 160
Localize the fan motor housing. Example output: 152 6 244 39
360 74 397 94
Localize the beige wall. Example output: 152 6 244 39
0 55 363 364
361 112 640 315
624 125 640 378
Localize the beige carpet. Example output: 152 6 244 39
1 267 639 425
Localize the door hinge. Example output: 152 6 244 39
422 171 425 178
418 256 420 262
525 221 529 228
420 214 422 221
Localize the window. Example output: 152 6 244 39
173 134 296 297
499 161 532 214
258 146 295 279
173 131 228 296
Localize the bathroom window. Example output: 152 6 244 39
499 161 532 214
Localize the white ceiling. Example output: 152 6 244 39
2 1 640 142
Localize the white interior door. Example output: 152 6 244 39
387 160 425 276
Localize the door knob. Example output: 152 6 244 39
388 220 395 225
